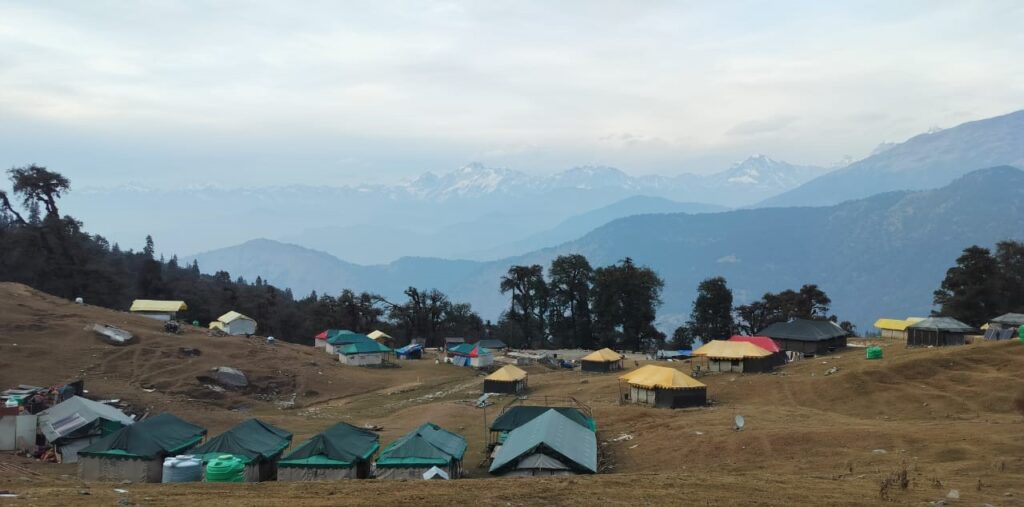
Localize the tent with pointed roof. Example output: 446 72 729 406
618 365 707 409
376 423 467 480
693 340 775 373
907 317 977 347
489 409 597 477
367 330 396 347
190 419 292 482
77 413 206 482
447 343 493 368
208 311 257 336
580 348 624 373
278 422 380 481
483 365 528 394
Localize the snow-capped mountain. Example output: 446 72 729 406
707 155 827 190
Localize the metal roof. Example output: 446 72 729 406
908 317 978 333
129 300 187 313
758 318 849 342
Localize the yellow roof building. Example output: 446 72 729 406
580 348 623 363
485 365 528 382
130 300 187 313
692 340 772 359
618 365 705 390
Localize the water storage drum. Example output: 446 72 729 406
866 346 883 360
205 454 245 482
162 455 202 483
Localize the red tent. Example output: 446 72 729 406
314 330 328 341
728 335 781 353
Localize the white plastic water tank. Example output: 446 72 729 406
162 455 203 483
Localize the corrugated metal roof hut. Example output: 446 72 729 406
907 317 977 347
208 311 257 336
758 318 849 355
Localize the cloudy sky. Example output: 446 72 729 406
2 0 1023 186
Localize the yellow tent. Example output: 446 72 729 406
485 365 528 382
209 321 225 331
368 330 394 342
216 311 253 324
873 318 912 331
581 348 623 363
130 300 187 312
692 340 772 359
618 365 705 390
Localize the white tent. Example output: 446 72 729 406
422 466 450 480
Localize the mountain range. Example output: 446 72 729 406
759 109 1024 207
62 155 825 264
188 166 1024 332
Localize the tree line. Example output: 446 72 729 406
0 165 484 347
933 241 1024 327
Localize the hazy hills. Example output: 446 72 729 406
189 166 1024 332
63 155 823 264
759 109 1024 207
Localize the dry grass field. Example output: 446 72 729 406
1 282 1023 506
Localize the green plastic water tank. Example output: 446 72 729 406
866 346 883 360
205 454 245 482
1019 325 1024 342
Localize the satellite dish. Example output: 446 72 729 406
735 415 745 431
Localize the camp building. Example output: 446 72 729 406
338 341 393 366
278 422 380 481
488 406 594 448
376 423 467 480
396 343 424 360
324 331 369 355
873 318 924 340
209 311 257 336
580 348 624 373
692 340 774 373
906 317 977 347
758 318 849 355
618 365 707 409
367 330 396 347
129 300 187 321
489 409 597 477
448 343 494 367
986 313 1024 340
728 335 786 367
77 413 206 482
190 419 292 482
476 339 508 351
483 365 528 394
37 396 135 463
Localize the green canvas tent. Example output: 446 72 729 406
489 406 594 446
490 409 597 477
376 423 467 480
338 340 394 366
278 422 380 481
190 419 292 482
77 413 206 482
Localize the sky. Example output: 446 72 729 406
2 0 1023 187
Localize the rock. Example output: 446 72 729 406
946 489 959 500
211 366 248 388
871 449 887 454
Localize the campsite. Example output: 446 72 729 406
0 282 1023 505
